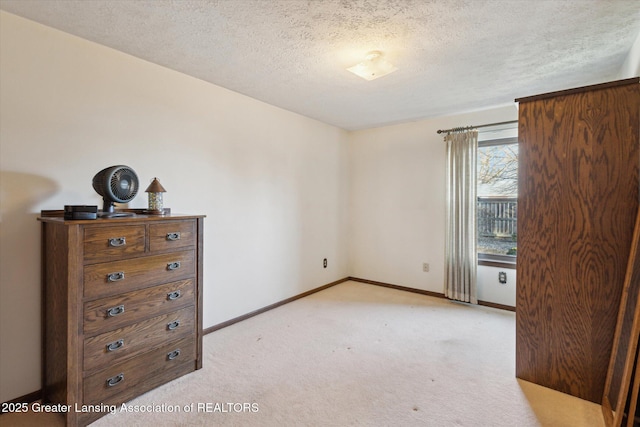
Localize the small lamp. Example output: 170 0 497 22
145 177 166 215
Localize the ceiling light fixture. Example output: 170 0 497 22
347 50 398 81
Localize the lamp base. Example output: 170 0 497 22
142 208 171 215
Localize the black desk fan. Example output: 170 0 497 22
92 165 139 218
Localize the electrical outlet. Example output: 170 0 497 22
423 263 429 272
499 271 507 284
323 258 327 268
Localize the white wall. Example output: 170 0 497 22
620 29 640 78
477 266 516 307
348 105 518 301
0 12 349 403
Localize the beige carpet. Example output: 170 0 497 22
3 281 603 426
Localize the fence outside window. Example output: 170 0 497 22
477 196 517 256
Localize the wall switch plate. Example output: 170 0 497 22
423 263 429 272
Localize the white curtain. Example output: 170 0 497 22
445 130 478 304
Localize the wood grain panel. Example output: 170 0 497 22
516 79 639 403
42 222 70 406
83 278 195 336
149 220 196 252
78 360 196 426
589 85 640 404
516 98 558 388
83 250 195 300
83 336 195 405
83 225 146 263
603 209 640 426
83 306 195 373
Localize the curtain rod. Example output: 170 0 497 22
436 120 518 134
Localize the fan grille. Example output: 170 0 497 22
109 167 138 202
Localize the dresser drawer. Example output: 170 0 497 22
83 225 146 263
84 250 195 300
83 305 195 372
83 336 195 405
149 220 196 253
84 279 195 336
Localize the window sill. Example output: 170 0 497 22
478 254 516 270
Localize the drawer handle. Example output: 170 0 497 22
166 232 181 241
108 237 126 247
167 349 181 361
106 339 124 352
167 320 180 331
167 262 181 271
167 290 182 301
107 271 125 282
106 373 124 387
106 305 125 317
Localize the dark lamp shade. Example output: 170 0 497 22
145 178 166 193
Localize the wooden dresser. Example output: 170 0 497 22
38 212 204 426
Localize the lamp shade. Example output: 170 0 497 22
145 177 166 193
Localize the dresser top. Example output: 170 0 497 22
38 210 205 225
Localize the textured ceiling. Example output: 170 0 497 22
2 0 640 130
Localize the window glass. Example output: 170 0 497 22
477 138 518 258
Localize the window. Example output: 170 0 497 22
477 136 518 268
